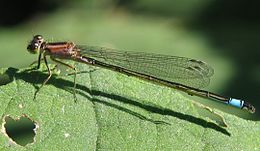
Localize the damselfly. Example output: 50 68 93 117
27 35 255 113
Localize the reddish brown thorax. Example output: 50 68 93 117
43 42 79 59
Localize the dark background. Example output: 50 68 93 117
0 0 259 120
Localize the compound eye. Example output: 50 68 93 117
34 43 39 48
33 35 43 40
37 35 42 40
27 43 38 50
27 43 39 54
27 35 44 54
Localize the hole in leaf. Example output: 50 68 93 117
3 115 37 146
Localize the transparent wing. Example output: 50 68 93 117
77 45 214 88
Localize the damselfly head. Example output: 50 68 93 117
27 35 44 54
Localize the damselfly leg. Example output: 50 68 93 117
33 50 77 101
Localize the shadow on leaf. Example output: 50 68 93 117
3 67 230 136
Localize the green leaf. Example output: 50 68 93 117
0 64 259 150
